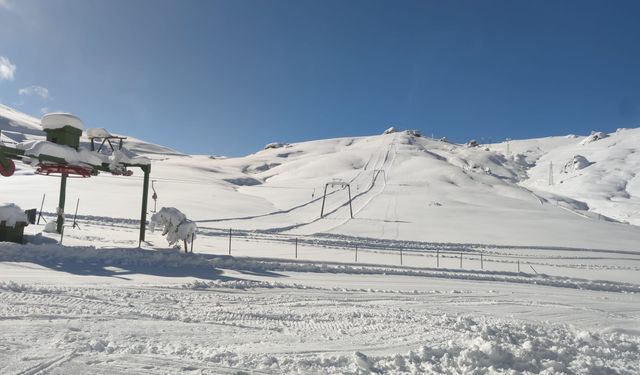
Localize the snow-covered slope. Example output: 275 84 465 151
3 105 640 251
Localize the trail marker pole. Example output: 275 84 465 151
517 259 520 273
228 228 232 255
355 245 358 262
529 264 538 274
480 253 483 269
436 249 439 268
460 252 462 268
37 193 46 224
72 198 80 229
295 237 298 259
400 248 403 265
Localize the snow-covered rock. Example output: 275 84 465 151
466 139 479 148
579 131 608 145
0 203 27 227
41 113 84 131
264 142 288 150
562 155 592 173
383 127 396 134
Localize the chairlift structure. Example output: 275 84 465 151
0 115 152 245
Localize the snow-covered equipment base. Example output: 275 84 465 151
0 203 28 243
150 207 197 251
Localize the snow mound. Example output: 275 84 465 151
373 315 640 374
0 203 27 227
41 113 84 131
562 155 592 173
580 131 609 145
86 128 113 138
150 207 197 246
383 127 396 134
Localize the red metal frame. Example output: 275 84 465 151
35 164 92 178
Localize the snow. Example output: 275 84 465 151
150 207 197 246
17 139 104 166
0 203 27 227
562 154 592 173
263 142 288 150
86 127 113 138
579 130 609 145
383 126 396 134
41 112 84 131
2 104 640 373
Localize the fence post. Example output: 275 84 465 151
400 248 403 265
228 228 232 255
37 193 46 225
295 237 298 259
436 249 439 268
480 253 483 270
355 245 358 262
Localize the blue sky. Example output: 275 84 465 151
1 0 639 156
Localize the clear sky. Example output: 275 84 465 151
1 0 639 156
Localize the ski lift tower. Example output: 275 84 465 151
320 179 353 219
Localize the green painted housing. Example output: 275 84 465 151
0 222 26 244
45 126 83 150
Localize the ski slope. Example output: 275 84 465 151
1 105 640 373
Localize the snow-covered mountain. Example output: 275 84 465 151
2 104 640 251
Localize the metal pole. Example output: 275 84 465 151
139 166 151 247
347 184 353 218
320 183 329 217
72 198 80 229
37 193 46 225
228 228 232 255
56 173 67 234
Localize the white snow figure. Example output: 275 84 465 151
149 207 197 252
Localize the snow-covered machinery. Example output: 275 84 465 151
0 113 153 245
